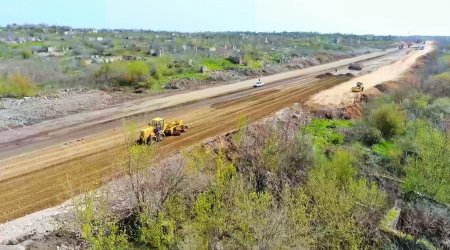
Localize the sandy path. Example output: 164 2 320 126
308 42 435 107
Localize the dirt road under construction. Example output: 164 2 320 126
0 47 428 223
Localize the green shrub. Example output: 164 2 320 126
425 97 450 124
0 73 38 98
94 61 150 86
426 72 450 97
368 104 405 138
307 150 387 249
372 141 402 159
78 195 129 250
403 121 450 203
304 119 352 148
21 50 32 59
124 61 149 83
246 60 263 70
347 123 382 146
201 58 234 71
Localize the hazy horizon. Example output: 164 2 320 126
1 0 449 36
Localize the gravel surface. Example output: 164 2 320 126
0 89 114 130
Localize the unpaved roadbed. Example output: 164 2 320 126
308 42 435 107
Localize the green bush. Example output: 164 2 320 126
124 61 149 83
307 150 387 249
0 73 38 98
21 50 32 59
201 58 234 71
304 119 352 148
368 104 405 139
347 123 382 146
372 141 402 159
426 72 450 97
403 121 450 203
94 61 150 86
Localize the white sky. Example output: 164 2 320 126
0 0 449 36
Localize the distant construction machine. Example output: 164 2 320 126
351 82 364 92
348 63 363 71
137 117 189 144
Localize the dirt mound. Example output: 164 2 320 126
316 72 354 79
316 72 335 79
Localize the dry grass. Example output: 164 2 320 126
0 73 38 98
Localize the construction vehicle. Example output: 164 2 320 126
348 63 363 71
137 117 189 144
351 82 364 92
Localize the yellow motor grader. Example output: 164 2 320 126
137 117 189 145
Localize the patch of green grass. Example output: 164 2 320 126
371 141 402 159
147 71 209 91
9 41 45 49
246 60 263 70
201 58 235 71
304 119 352 147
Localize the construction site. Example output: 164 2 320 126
0 44 431 209
1 18 449 247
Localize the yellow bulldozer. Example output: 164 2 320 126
351 82 364 92
137 117 189 145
